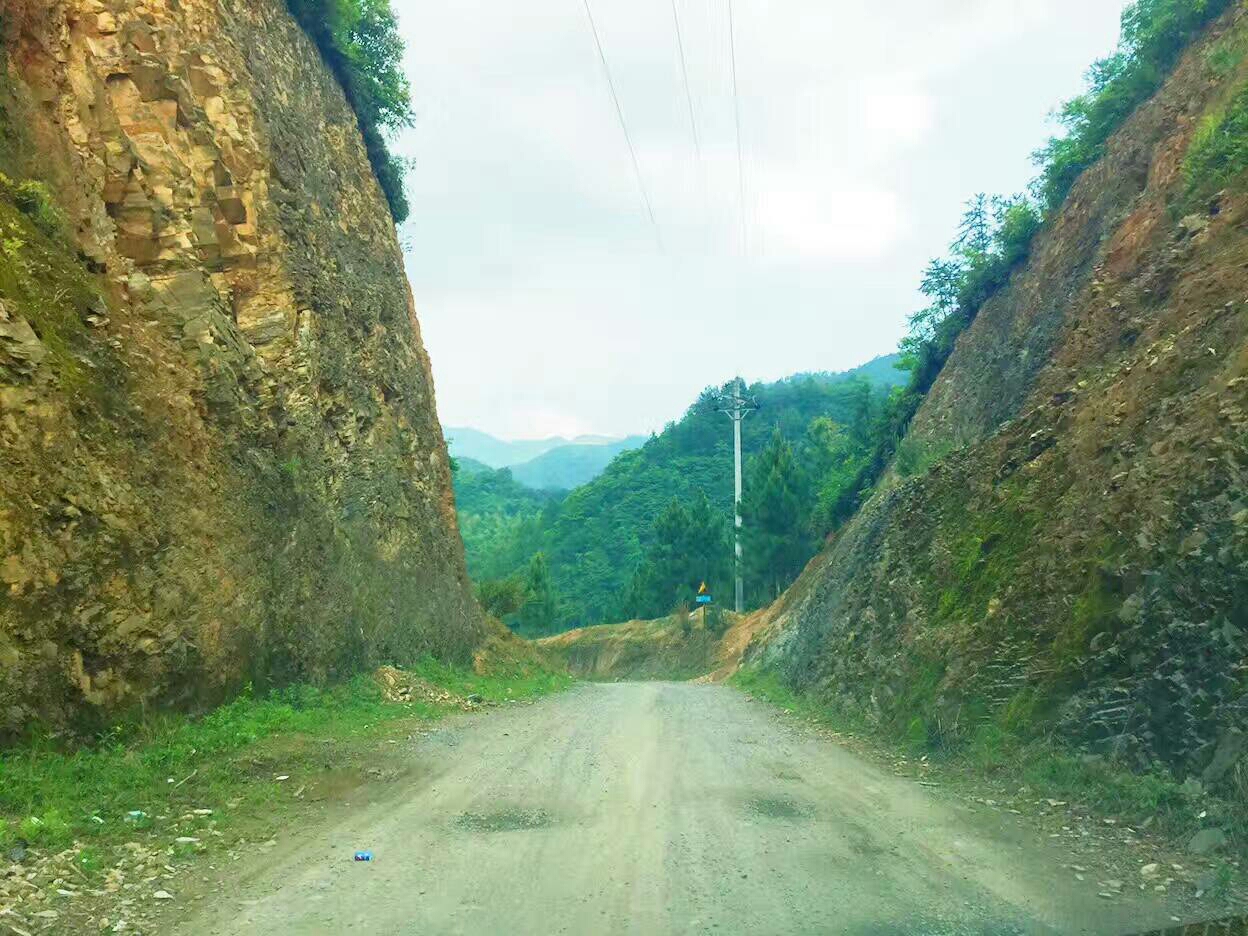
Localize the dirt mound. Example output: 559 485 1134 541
374 667 469 707
538 611 731 681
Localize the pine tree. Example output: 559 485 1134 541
518 552 559 635
626 493 730 619
956 193 992 258
741 427 813 603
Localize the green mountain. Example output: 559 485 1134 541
455 354 905 632
510 436 649 491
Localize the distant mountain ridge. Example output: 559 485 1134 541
510 436 650 490
444 426 636 470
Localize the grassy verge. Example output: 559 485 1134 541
732 667 1246 869
0 659 571 854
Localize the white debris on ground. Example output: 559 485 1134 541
374 666 481 709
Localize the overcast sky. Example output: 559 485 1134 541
391 0 1126 440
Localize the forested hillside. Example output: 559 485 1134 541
456 355 905 633
454 466 561 584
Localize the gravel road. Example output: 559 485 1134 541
178 682 1183 935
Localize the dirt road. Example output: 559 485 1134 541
178 683 1183 935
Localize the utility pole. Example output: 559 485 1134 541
717 378 758 613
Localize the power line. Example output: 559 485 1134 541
669 0 702 166
580 0 662 248
726 0 746 254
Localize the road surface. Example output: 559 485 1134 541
178 682 1180 935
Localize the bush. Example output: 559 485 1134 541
17 809 73 848
1182 81 1248 207
705 606 728 635
286 0 412 222
677 608 693 638
475 577 527 619
8 179 65 239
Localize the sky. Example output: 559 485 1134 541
391 0 1128 440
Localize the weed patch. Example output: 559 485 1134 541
1183 78 1248 208
0 661 570 852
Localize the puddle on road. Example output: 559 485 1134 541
454 807 555 833
744 796 813 820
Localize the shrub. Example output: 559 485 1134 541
705 606 727 635
286 0 413 222
17 809 73 848
475 577 527 619
1182 80 1248 207
10 179 65 239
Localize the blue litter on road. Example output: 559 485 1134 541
354 851 372 862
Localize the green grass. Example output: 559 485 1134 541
404 656 571 703
0 660 571 852
894 436 956 479
1183 77 1248 209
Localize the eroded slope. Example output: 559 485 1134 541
755 7 1248 788
0 0 482 735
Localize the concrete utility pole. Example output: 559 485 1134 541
717 378 758 613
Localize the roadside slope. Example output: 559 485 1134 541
0 0 482 735
754 6 1247 790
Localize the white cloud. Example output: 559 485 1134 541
858 84 935 147
392 0 1128 438
752 166 905 263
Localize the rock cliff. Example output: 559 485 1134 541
0 0 483 735
755 6 1248 788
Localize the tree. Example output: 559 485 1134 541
741 427 814 603
625 493 731 620
955 193 992 258
906 258 964 344
518 553 559 635
475 577 526 619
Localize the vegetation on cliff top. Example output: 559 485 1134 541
1182 20 1248 210
1034 0 1234 212
825 0 1236 528
287 0 413 222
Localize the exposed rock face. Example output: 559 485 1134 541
0 0 483 734
755 7 1248 786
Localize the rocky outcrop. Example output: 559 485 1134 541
754 7 1248 788
0 0 483 735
